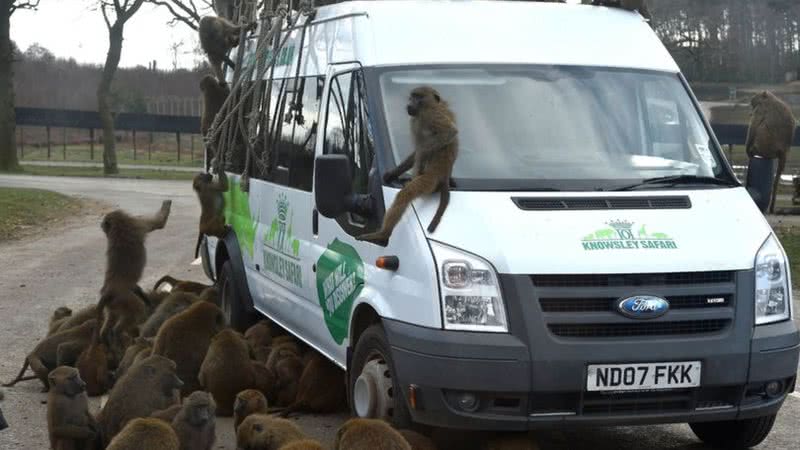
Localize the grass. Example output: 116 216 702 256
3 165 196 181
0 187 84 242
18 144 203 167
776 229 800 289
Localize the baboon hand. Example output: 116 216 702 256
383 171 397 184
356 232 389 247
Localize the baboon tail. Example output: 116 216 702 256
153 275 180 292
3 359 30 387
427 182 451 233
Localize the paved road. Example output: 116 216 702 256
20 160 200 172
0 174 798 450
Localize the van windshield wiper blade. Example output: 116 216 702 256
610 175 739 191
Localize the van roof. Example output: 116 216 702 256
305 0 678 72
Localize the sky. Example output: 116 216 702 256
11 1 206 70
10 0 585 70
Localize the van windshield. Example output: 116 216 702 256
377 66 733 191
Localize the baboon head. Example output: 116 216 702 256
53 306 73 321
751 91 773 109
101 210 131 235
48 366 86 398
181 391 216 427
192 172 214 191
138 355 183 397
407 86 442 116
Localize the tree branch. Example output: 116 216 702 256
10 0 41 14
148 0 202 31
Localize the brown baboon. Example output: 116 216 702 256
140 291 200 338
75 336 113 397
746 90 798 213
153 275 214 296
273 354 304 407
483 433 540 450
236 414 305 450
153 301 226 395
151 404 183 423
106 417 180 450
398 430 438 450
245 320 274 350
55 305 97 334
115 336 153 380
212 0 234 20
279 352 346 417
193 172 229 258
98 200 172 342
280 440 325 450
334 418 412 450
47 366 97 450
234 389 268 431
97 355 183 446
171 391 217 450
199 329 259 416
200 75 230 136
358 87 458 245
265 340 301 374
199 15 255 84
48 306 73 336
4 319 97 391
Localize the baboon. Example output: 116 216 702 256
171 391 217 450
265 340 301 374
200 75 230 136
140 291 200 338
4 319 97 391
199 15 255 84
48 306 73 335
212 0 235 20
358 87 458 245
236 414 305 450
115 336 153 380
746 90 798 213
76 336 113 396
154 275 213 296
399 430 438 450
106 417 180 450
199 286 221 306
47 366 97 450
279 352 346 416
55 305 98 334
273 355 304 407
245 320 274 350
0 389 7 431
483 433 539 450
98 200 172 342
151 404 182 423
153 301 226 395
97 355 183 446
193 172 229 258
280 440 325 450
199 329 259 415
234 389 268 431
334 418 412 450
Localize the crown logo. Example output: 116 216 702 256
607 220 633 231
277 194 289 221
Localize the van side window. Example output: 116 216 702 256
323 70 378 232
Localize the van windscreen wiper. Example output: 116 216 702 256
610 175 739 192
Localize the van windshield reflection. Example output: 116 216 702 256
377 66 733 191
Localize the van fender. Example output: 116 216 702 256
215 230 256 314
347 286 396 352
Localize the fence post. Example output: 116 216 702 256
62 127 67 160
176 132 181 162
190 135 194 161
133 130 137 161
46 126 51 160
148 132 153 160
18 127 24 159
89 129 94 160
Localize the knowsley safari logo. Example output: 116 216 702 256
316 239 364 345
582 220 677 250
263 194 303 287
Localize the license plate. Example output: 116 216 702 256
586 361 701 392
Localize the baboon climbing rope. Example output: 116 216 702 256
204 0 316 191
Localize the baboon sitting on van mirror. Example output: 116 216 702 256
358 86 459 246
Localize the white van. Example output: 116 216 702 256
200 1 799 447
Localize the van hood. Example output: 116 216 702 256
411 187 772 275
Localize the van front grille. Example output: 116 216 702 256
539 295 732 313
548 319 731 338
531 271 734 288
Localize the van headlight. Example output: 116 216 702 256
430 241 508 332
755 235 792 325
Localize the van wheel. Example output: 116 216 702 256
349 324 412 428
218 261 256 331
689 414 777 449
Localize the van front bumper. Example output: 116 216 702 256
383 271 799 430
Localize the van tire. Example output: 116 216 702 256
689 414 776 449
218 261 257 331
349 324 412 428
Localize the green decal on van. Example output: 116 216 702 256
223 176 258 257
316 239 364 344
582 220 677 250
263 194 303 288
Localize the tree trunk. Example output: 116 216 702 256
97 24 124 175
0 3 19 171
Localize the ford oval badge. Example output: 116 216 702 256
616 296 669 320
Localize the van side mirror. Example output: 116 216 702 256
315 154 353 218
745 156 777 213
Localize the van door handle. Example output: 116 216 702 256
312 208 319 235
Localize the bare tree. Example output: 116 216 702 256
148 0 211 31
0 0 39 171
97 0 146 175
